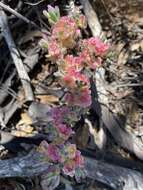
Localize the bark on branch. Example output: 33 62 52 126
80 0 102 36
0 10 34 101
0 151 143 190
0 151 52 178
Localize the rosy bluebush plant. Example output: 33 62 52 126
39 141 85 178
39 5 109 181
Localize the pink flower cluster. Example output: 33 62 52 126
50 106 69 124
49 106 74 141
39 5 110 179
40 7 109 107
82 37 109 56
39 141 84 177
47 40 62 60
65 87 91 108
59 55 91 107
44 16 80 61
52 16 79 48
78 37 109 70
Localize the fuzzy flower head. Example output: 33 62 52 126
82 37 109 56
47 144 62 162
74 150 84 168
61 65 89 90
78 37 109 69
56 124 74 140
62 144 85 177
47 40 63 60
65 143 77 159
52 16 79 48
59 55 83 73
50 106 70 124
62 160 76 177
38 141 62 162
38 141 85 178
65 87 91 108
79 49 102 70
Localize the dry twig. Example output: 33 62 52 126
0 150 142 190
0 10 34 101
0 2 38 28
80 0 102 36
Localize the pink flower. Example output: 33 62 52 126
79 49 96 69
83 37 109 55
74 150 84 168
66 144 77 159
51 106 69 124
48 40 62 60
79 37 109 69
62 75 76 89
65 87 91 108
62 149 84 176
76 29 81 37
52 16 78 48
62 64 89 89
59 55 83 74
65 55 83 71
62 160 76 177
38 141 62 162
79 87 92 107
75 72 89 86
47 144 61 162
56 124 74 140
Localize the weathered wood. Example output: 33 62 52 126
0 48 39 125
0 47 39 105
81 148 143 172
0 2 37 28
0 151 52 178
80 0 102 37
91 69 143 161
0 131 50 153
101 104 143 161
1 129 143 174
0 151 142 190
85 157 143 190
0 70 16 105
0 10 34 101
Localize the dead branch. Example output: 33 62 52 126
0 10 34 101
98 103 143 161
81 148 143 172
0 2 38 28
91 66 143 161
85 157 143 190
0 70 16 105
0 150 142 190
80 0 102 36
0 150 52 178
